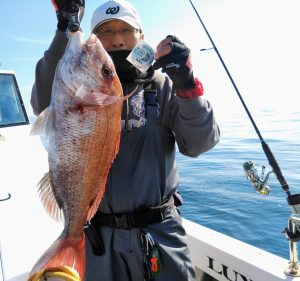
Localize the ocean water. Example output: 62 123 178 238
177 108 300 260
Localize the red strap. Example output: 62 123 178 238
175 78 204 99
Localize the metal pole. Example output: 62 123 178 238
285 215 300 276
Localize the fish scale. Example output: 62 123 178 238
28 31 127 281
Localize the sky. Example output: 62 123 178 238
0 0 299 265
0 0 300 122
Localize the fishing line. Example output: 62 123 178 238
187 0 290 196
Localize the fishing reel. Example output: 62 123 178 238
243 161 273 195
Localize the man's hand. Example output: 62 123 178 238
153 35 195 90
51 0 85 32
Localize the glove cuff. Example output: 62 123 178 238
55 1 85 32
172 70 195 90
176 78 204 99
57 13 69 32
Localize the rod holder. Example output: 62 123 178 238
287 194 300 215
284 195 300 276
284 214 300 276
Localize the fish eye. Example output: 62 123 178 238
102 66 113 78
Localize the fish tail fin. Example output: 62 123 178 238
28 233 85 281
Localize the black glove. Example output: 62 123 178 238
51 0 85 32
153 35 195 90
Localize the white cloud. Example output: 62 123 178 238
0 32 50 45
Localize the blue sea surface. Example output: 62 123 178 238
177 109 300 260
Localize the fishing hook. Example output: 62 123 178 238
0 193 11 202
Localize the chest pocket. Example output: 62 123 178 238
121 83 159 131
144 88 158 126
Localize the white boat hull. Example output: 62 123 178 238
183 218 297 281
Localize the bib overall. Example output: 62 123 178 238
84 81 196 281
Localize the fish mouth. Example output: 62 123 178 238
66 31 84 54
71 30 83 39
71 32 107 59
71 31 102 48
85 33 98 45
68 31 104 51
61 31 119 95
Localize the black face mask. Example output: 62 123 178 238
108 50 141 84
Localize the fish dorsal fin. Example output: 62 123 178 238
30 107 55 137
38 172 64 223
74 85 129 107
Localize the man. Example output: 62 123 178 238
31 0 220 280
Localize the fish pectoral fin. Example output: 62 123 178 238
38 172 64 223
74 85 127 107
30 106 55 137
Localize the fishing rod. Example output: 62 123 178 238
187 0 292 197
187 2 300 274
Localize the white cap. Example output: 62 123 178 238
91 0 142 33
